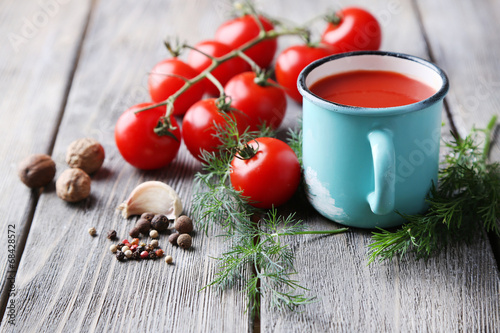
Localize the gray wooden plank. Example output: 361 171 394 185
0 0 92 323
0 0 251 332
260 0 500 331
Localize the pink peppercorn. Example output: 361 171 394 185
155 249 164 257
131 238 140 245
140 251 149 259
122 239 130 245
130 244 138 252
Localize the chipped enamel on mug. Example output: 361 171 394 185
298 51 449 229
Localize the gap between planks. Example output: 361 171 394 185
0 0 98 324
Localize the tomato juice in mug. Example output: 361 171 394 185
297 51 449 228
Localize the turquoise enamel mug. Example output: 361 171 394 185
297 51 449 228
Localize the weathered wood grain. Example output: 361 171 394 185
0 0 252 332
260 0 500 332
0 0 92 323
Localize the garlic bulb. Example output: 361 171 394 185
118 181 182 219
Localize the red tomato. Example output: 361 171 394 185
275 44 333 103
321 7 381 53
115 103 181 170
224 71 287 131
187 40 249 96
230 137 301 209
214 14 277 69
148 58 205 116
182 98 248 161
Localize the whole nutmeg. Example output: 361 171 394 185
66 138 105 174
56 168 91 202
174 215 194 234
135 218 151 235
151 214 170 231
18 154 56 188
177 233 192 249
168 233 179 245
129 227 140 238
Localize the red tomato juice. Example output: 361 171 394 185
309 70 436 108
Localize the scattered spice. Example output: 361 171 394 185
122 246 130 252
107 230 117 240
18 154 56 188
131 238 140 245
150 239 159 248
116 251 125 261
165 255 173 264
151 214 169 231
129 227 140 238
141 212 155 222
177 234 192 249
155 249 164 257
149 251 157 259
150 229 159 239
110 245 118 253
169 233 180 245
124 250 133 258
136 218 151 235
140 251 149 259
88 227 97 237
174 215 194 234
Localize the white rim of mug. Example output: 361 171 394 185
297 51 450 116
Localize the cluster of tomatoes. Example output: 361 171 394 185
114 6 381 208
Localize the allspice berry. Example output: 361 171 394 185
151 214 169 231
141 212 155 222
56 168 91 202
18 154 56 188
169 232 180 245
129 227 140 238
66 138 105 174
177 234 192 249
174 215 194 234
135 218 151 235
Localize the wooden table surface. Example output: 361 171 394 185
1 0 499 332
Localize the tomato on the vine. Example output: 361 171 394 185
148 58 205 116
187 40 249 96
230 137 301 209
224 71 286 131
275 44 333 103
214 14 277 69
321 7 381 53
115 103 181 170
182 98 248 161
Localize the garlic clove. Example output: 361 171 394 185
118 181 182 219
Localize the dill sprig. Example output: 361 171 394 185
368 116 499 262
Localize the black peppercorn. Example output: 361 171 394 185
141 212 155 222
107 230 117 240
131 251 141 260
137 245 146 253
149 251 157 259
116 251 125 261
151 214 170 231
116 243 124 250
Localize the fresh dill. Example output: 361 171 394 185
368 115 499 262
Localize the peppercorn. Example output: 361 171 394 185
129 227 140 238
150 239 159 248
135 218 151 235
169 233 180 245
122 239 130 245
88 227 97 237
116 251 125 261
174 216 194 234
139 242 146 247
140 251 149 259
110 244 118 253
116 243 124 250
137 245 145 253
122 245 130 253
141 212 155 222
151 214 169 231
148 251 157 259
131 238 140 245
149 229 159 239
130 244 138 252
177 234 192 249
155 249 164 257
124 250 133 258
145 244 154 252
107 230 117 240
165 255 173 264
131 251 141 260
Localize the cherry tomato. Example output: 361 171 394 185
182 98 248 161
187 40 249 96
275 44 333 103
115 103 181 170
230 137 301 209
214 14 277 69
224 71 286 131
148 58 205 116
321 7 381 53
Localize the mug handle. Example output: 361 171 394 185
367 129 395 215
